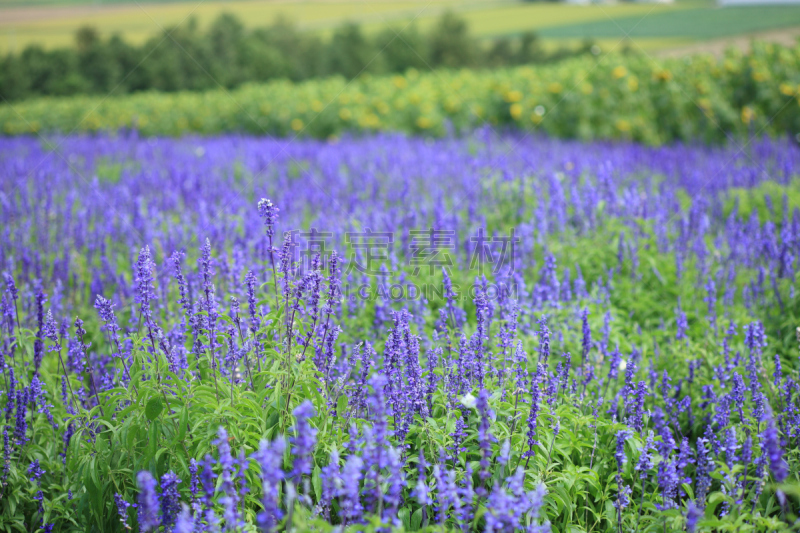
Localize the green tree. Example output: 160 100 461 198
142 20 215 92
208 13 246 88
262 17 323 81
107 34 146 93
515 31 545 64
18 45 87 97
373 24 430 73
487 37 514 67
239 33 289 82
76 26 122 94
0 54 28 101
325 22 380 79
427 11 480 68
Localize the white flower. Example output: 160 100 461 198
460 393 477 409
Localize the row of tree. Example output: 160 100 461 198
0 12 597 101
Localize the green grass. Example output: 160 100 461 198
539 5 800 40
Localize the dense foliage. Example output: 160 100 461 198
0 11 591 103
1 130 800 533
2 40 800 144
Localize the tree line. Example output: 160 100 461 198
0 11 597 101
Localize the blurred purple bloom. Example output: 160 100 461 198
136 471 160 532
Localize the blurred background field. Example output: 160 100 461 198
3 0 800 143
2 0 799 55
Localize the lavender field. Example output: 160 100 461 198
0 130 799 532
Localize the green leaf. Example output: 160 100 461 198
177 406 189 442
312 465 322 502
145 398 164 421
411 508 423 531
399 508 410 530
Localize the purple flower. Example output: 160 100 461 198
246 270 261 334
4 367 15 422
523 370 541 460
278 236 295 304
675 302 688 341
43 310 60 350
94 295 124 367
412 475 432 506
235 449 249 504
607 345 623 382
174 504 195 533
741 431 753 466
28 460 45 482
257 198 280 239
686 500 701 533
721 427 738 470
614 429 633 518
615 430 633 472
694 437 713 504
135 246 157 326
537 315 550 365
498 439 511 466
762 410 788 483
339 454 364 524
188 459 199 499
114 493 134 528
14 388 27 444
636 431 655 480
213 427 241 530
3 272 18 301
170 251 192 320
290 401 317 481
136 471 160 532
631 381 647 433
198 455 216 508
321 251 340 317
476 388 494 489
614 481 632 512
160 471 182 530
30 375 57 430
2 427 10 485
744 321 766 361
253 437 286 532
410 450 432 507
383 447 406 524
485 468 548 533
580 307 592 362
318 448 340 519
33 288 47 372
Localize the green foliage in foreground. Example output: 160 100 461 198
2 135 800 532
3 218 800 532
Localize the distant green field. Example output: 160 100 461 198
0 0 700 54
538 5 800 39
2 0 798 56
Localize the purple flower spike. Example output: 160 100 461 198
136 471 160 532
762 410 788 483
114 493 134 528
258 198 280 239
174 504 195 533
159 471 182 530
290 401 317 481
